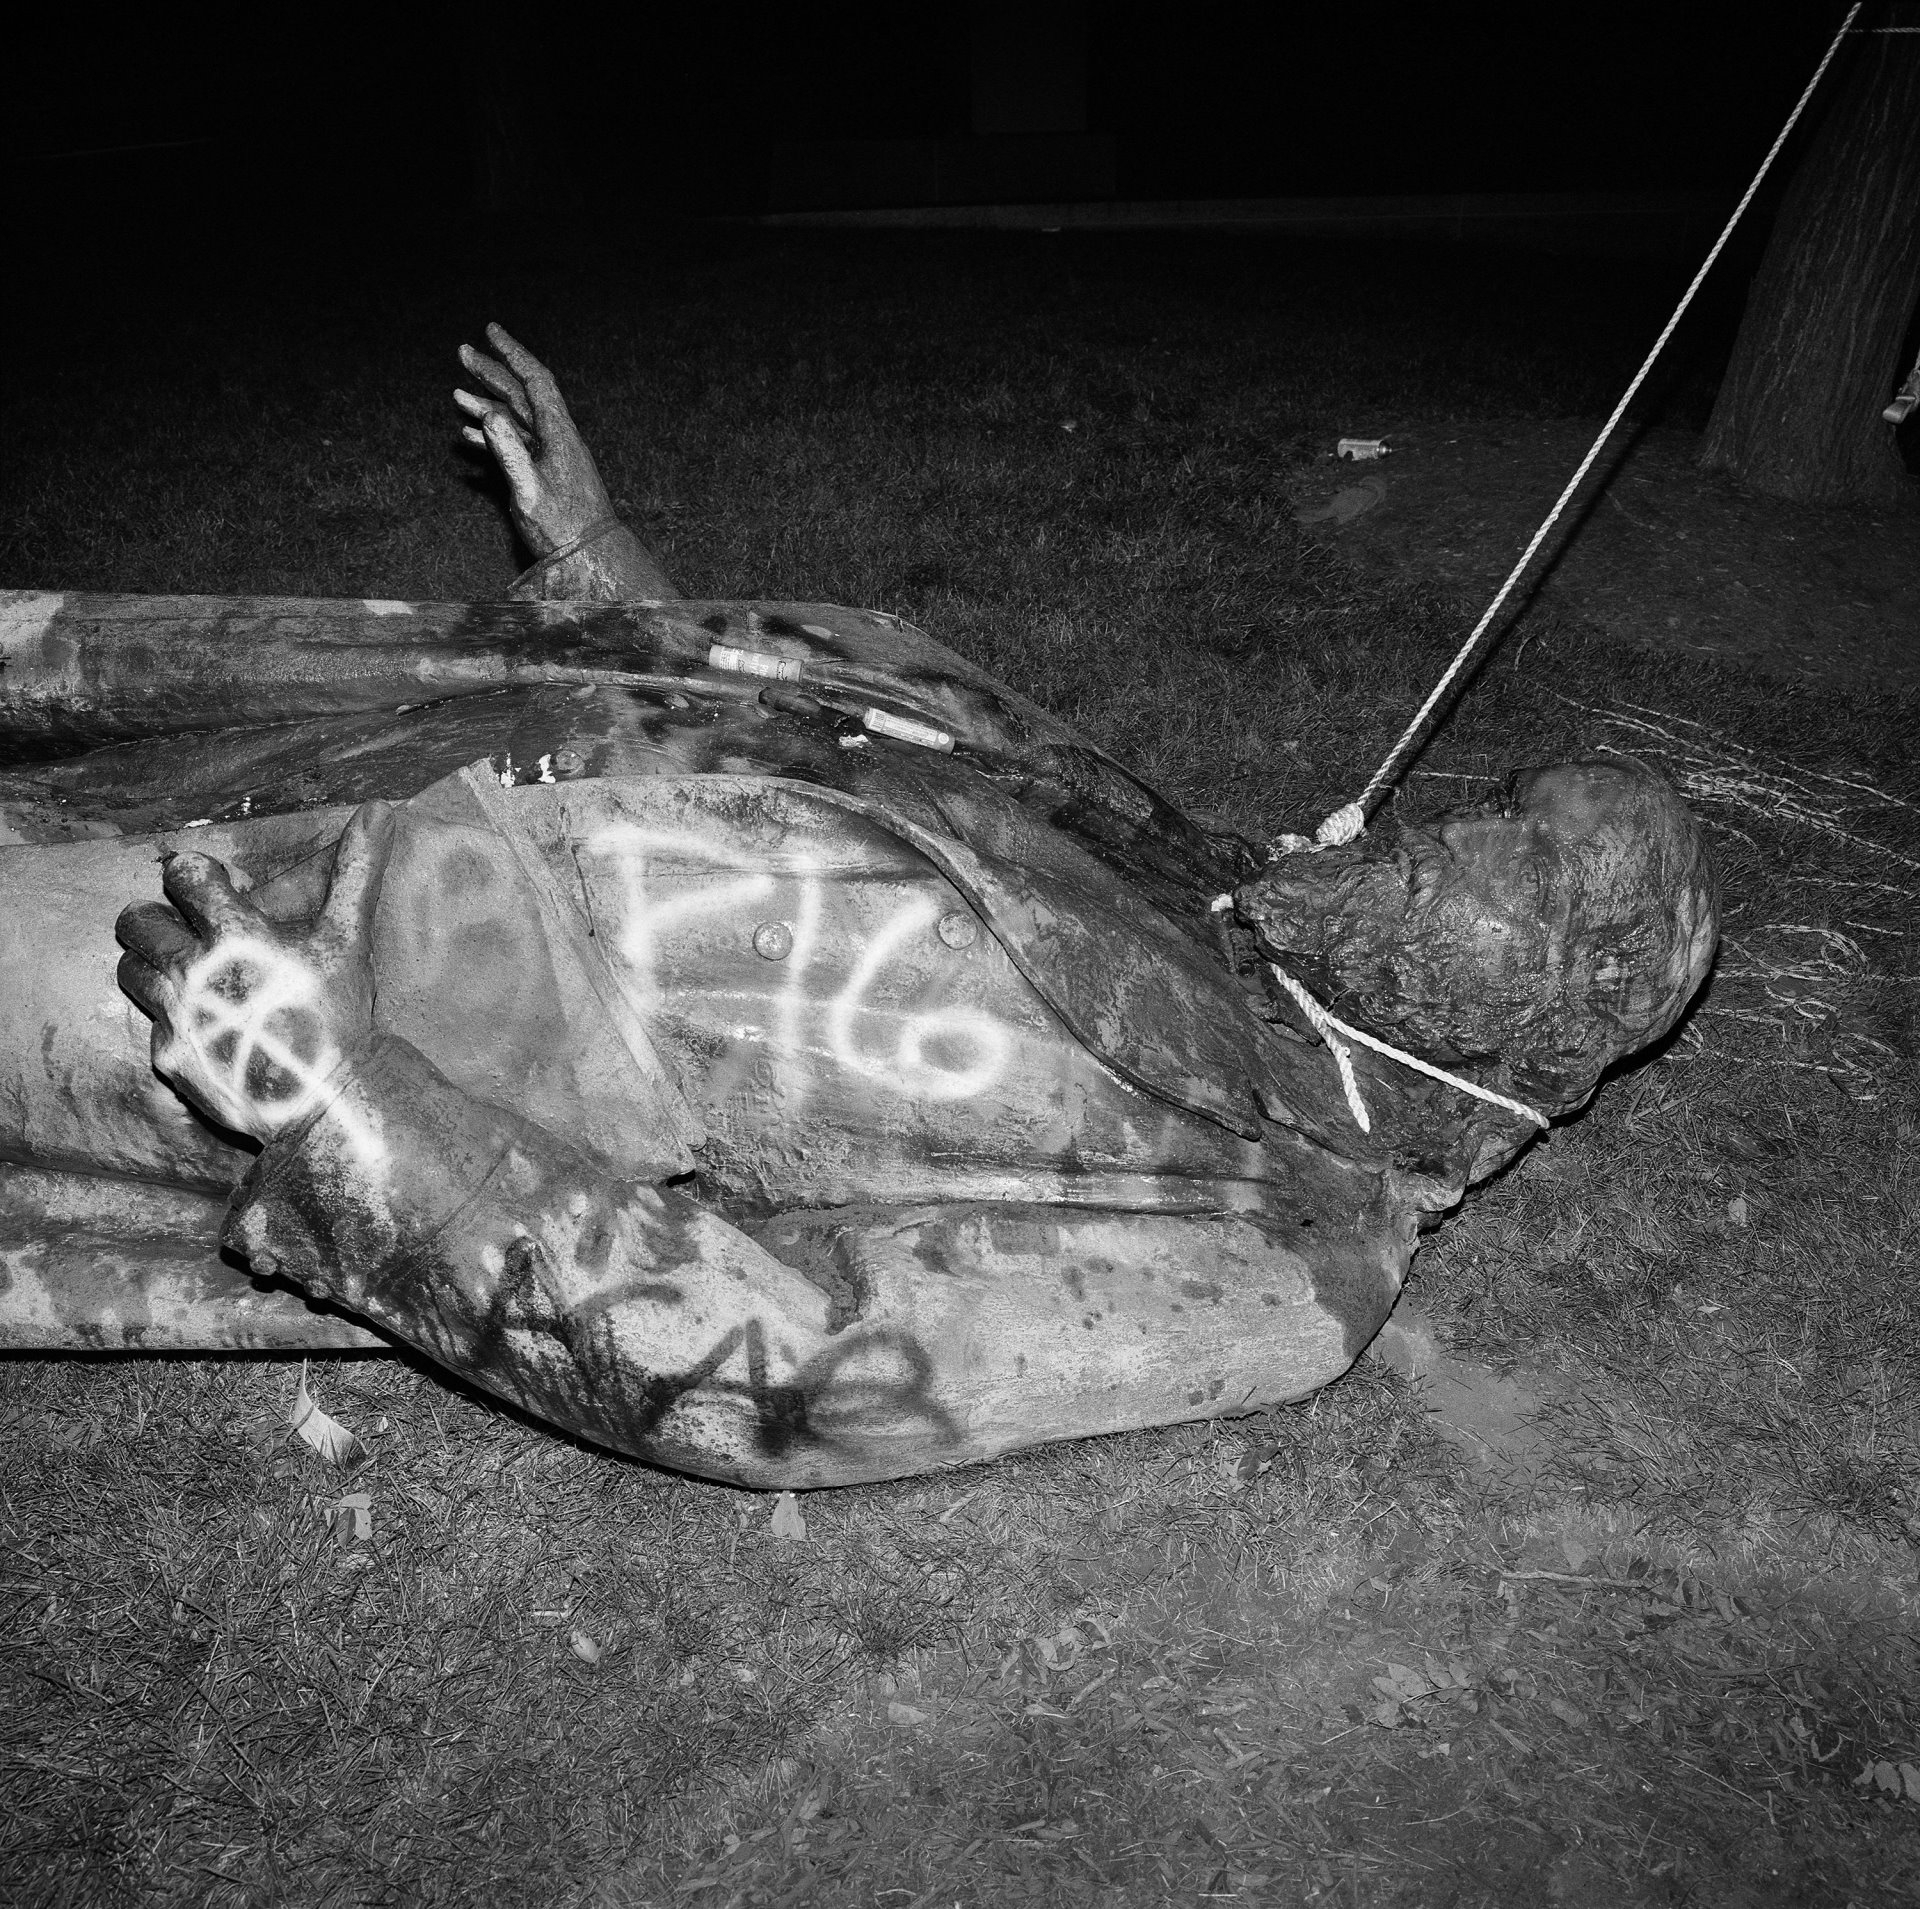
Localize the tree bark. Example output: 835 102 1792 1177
1700 3 1920 508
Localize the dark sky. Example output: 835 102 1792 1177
4 3 1847 229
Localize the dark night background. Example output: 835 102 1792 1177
3 5 1843 242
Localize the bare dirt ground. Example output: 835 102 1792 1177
1290 417 1920 690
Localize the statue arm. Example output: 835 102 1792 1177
220 1031 855 1484
455 323 678 603
219 1051 1372 1488
506 521 677 605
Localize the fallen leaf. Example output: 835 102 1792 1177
290 1364 362 1465
570 1629 603 1666
769 1491 808 1541
887 1700 931 1726
325 1491 372 1544
1375 1663 1432 1701
1029 1624 1084 1673
1547 1696 1588 1729
1231 1443 1278 1487
1294 477 1386 526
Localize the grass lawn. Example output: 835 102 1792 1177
2 220 1916 1907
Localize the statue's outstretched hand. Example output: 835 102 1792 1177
115 804 395 1144
455 324 616 558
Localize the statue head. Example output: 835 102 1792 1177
1237 757 1719 1109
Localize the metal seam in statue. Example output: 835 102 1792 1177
0 326 1718 1488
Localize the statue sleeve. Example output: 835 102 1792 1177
218 1036 1381 1489
220 1032 840 1479
507 521 677 604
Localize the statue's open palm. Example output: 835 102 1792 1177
114 806 395 1144
455 324 615 558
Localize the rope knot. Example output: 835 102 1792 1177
1315 802 1367 848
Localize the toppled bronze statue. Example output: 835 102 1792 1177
0 330 1718 1487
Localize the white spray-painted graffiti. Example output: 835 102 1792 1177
582 824 1013 1108
168 934 382 1163
822 893 1009 1100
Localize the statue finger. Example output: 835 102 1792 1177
482 412 542 514
485 323 573 436
115 947 179 1026
316 802 396 955
457 342 533 427
466 400 531 452
456 390 524 454
115 898 199 970
158 850 260 943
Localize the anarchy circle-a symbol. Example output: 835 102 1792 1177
171 932 343 1132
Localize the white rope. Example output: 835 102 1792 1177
1213 892 1551 1127
1298 1 1866 851
1267 967 1373 1130
1269 965 1550 1132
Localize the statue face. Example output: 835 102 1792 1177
1405 762 1652 960
1408 803 1563 962
1237 756 1719 1107
1401 758 1719 1072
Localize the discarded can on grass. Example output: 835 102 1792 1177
1337 438 1390 461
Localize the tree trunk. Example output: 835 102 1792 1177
1700 3 1920 508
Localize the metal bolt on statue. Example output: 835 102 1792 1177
0 329 1717 1488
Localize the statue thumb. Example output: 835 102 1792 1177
319 803 397 955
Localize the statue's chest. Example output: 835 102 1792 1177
568 787 1280 1219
